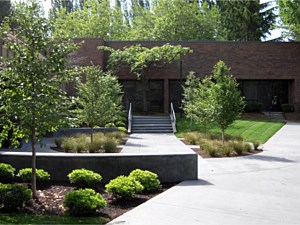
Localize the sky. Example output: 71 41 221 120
12 0 284 41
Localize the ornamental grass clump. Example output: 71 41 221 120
0 163 16 183
64 188 106 216
103 138 117 153
105 175 144 200
68 169 102 188
183 132 202 145
129 169 161 192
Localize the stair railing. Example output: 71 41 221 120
128 103 132 133
170 102 177 133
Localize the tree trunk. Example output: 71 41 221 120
91 126 94 144
204 121 207 135
30 134 37 200
221 128 225 145
189 117 193 130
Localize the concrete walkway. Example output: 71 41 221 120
108 122 300 225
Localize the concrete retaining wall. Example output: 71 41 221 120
0 152 198 184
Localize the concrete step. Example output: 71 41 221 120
131 115 173 133
263 111 286 121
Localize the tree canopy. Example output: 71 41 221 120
216 0 276 41
277 0 300 41
100 43 192 111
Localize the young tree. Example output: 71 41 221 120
182 72 213 133
0 1 79 199
76 66 123 143
182 72 200 130
99 44 192 112
209 61 245 144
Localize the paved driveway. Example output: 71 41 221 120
109 122 300 225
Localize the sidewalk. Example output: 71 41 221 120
108 122 300 225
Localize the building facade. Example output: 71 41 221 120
2 38 300 113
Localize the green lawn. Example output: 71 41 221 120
0 214 107 225
176 115 285 143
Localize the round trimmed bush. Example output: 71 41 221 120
129 169 161 192
105 175 144 199
0 183 31 212
0 163 16 182
17 168 50 183
68 169 102 188
64 188 106 216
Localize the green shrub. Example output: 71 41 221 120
115 121 126 127
17 168 50 183
183 132 201 145
0 183 31 212
129 169 161 192
105 123 116 128
243 142 252 152
54 138 63 148
244 101 263 113
221 145 232 157
105 175 144 199
229 141 245 156
253 141 261 150
88 142 102 153
201 140 220 157
68 169 102 188
118 127 127 132
74 135 89 153
281 104 294 113
64 188 106 216
103 138 117 153
0 163 16 182
63 137 76 152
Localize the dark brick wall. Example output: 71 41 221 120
76 39 300 112
2 39 300 112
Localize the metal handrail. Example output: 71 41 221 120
128 103 132 133
170 102 177 133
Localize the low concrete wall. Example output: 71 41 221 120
0 152 198 184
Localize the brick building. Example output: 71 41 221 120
2 38 300 113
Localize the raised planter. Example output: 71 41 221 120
0 151 198 183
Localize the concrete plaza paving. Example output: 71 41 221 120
108 122 300 225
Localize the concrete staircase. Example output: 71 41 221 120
131 115 173 133
263 111 286 121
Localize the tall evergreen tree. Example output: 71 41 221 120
217 0 276 41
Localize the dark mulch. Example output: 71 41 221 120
22 183 175 222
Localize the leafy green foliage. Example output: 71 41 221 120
129 169 161 192
0 1 79 198
75 66 123 143
64 188 106 216
17 168 50 183
68 169 102 188
51 0 225 41
0 183 31 212
209 61 245 144
0 163 15 182
216 0 276 41
278 0 300 41
100 44 191 112
105 175 144 199
103 138 118 153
